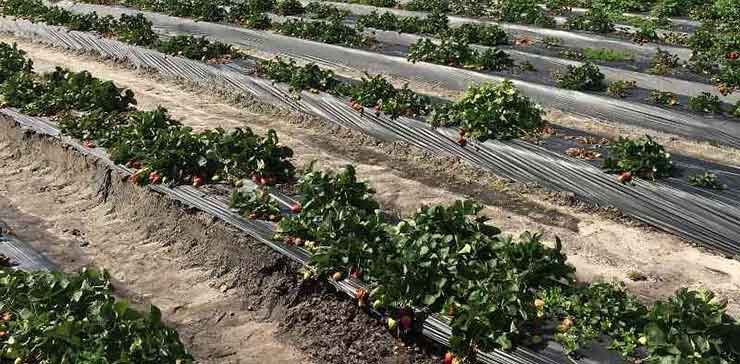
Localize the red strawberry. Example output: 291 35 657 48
131 172 143 185
248 213 258 220
400 314 413 330
192 175 205 187
293 237 303 246
444 352 455 364
457 137 467 147
350 267 363 280
447 304 457 317
148 171 161 185
83 140 96 148
356 288 369 307
617 171 632 184
290 203 302 213
727 51 739 60
259 176 269 185
132 161 142 169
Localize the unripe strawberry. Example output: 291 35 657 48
331 271 342 281
387 317 397 330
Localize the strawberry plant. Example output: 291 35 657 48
257 57 342 94
540 283 648 356
430 80 545 141
275 18 371 48
688 0 740 94
688 92 723 114
0 267 192 363
275 0 304 16
688 172 725 190
58 110 127 147
648 49 680 76
407 37 514 71
357 10 448 35
649 90 680 106
733 101 740 117
403 0 450 12
495 0 556 28
200 127 296 183
373 201 504 311
642 288 740 364
554 62 606 91
0 43 32 84
1 67 136 116
607 80 637 98
157 35 242 62
230 186 282 220
304 2 349 20
350 73 432 119
565 6 615 33
448 23 508 47
275 164 388 275
447 232 573 355
603 135 673 179
115 13 158 46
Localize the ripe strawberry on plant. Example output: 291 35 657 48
356 288 369 308
148 171 162 185
192 175 205 187
290 202 302 213
617 171 632 184
83 140 96 148
400 313 413 330
350 267 363 280
444 352 455 364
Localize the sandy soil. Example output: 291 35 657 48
2 38 740 316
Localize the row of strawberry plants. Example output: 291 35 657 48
231 163 740 363
2 0 243 62
0 267 193 363
96 0 374 48
254 57 718 186
3 19 736 364
0 43 295 187
57 0 735 109
0 2 700 185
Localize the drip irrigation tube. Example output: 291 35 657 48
0 108 624 364
299 0 695 61
32 3 740 148
1 19 738 256
0 232 57 272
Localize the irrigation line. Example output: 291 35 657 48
2 19 738 256
43 2 740 149
1 108 624 364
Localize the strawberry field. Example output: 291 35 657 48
0 0 740 363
